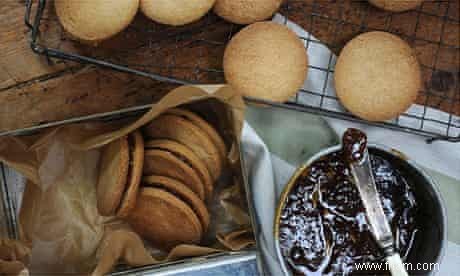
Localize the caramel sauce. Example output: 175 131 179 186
279 150 417 275
342 128 367 163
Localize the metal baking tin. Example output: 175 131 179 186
110 251 257 275
273 144 447 276
0 109 260 275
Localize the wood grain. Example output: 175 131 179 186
0 66 175 131
0 0 75 90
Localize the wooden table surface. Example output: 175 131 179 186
0 0 458 133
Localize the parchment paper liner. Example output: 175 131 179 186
0 85 255 275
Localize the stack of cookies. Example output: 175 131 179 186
96 108 227 250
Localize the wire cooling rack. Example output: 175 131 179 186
24 0 459 142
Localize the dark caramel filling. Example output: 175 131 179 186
116 136 135 213
342 128 367 163
279 151 417 275
143 182 204 230
145 145 196 171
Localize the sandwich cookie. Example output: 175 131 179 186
96 131 144 217
223 22 308 102
145 139 213 200
143 175 210 231
165 108 227 164
117 131 144 218
143 149 205 200
334 31 421 121
214 0 283 24
140 0 216 26
55 0 139 44
143 114 223 181
127 187 203 249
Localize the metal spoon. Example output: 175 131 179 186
343 128 408 276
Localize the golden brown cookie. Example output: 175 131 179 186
334 31 421 122
140 0 216 26
368 0 423 12
55 0 139 44
145 139 214 200
117 131 144 218
214 0 283 24
143 175 210 231
127 188 203 249
166 108 227 164
223 22 308 102
143 114 223 181
97 136 129 216
143 149 205 200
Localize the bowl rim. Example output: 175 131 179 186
273 143 448 276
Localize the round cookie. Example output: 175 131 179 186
214 0 283 24
143 175 210 231
368 0 423 12
145 139 214 200
223 22 308 102
166 108 227 163
143 149 205 200
334 31 421 122
140 0 216 26
97 136 129 216
143 114 223 181
127 188 203 249
55 0 139 44
117 131 144 218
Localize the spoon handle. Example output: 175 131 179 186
343 128 409 276
387 254 409 276
349 150 409 276
349 149 393 249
